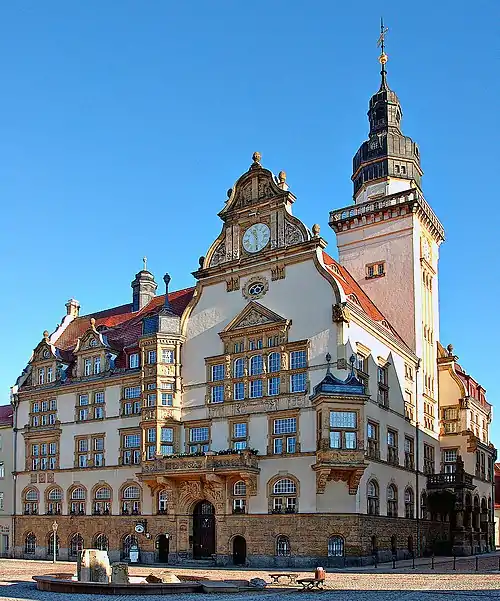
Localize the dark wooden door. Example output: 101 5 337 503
232 536 246 565
158 534 169 563
193 501 215 559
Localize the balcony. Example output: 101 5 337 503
141 450 260 478
427 471 474 490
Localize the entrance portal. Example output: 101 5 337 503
157 534 169 563
232 535 246 565
193 501 215 559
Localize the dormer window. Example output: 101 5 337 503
38 368 45 385
129 353 139 369
93 357 101 375
84 359 91 376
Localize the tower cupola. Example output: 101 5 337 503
131 257 157 311
352 20 423 202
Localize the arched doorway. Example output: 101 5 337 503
157 534 169 563
232 536 246 565
193 501 215 559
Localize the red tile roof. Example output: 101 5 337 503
0 404 13 426
55 287 194 351
454 362 490 408
322 252 408 347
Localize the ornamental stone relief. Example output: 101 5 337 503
242 276 269 301
210 242 226 267
284 220 303 246
208 394 309 418
235 309 273 329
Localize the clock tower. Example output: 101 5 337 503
329 25 445 420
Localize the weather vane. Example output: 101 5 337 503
377 18 389 66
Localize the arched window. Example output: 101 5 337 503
48 532 59 557
69 533 84 557
234 358 244 379
70 487 86 515
405 487 415 519
268 352 281 373
233 480 246 514
276 535 290 557
387 484 398 517
328 535 344 557
122 534 138 559
25 532 36 554
420 491 428 519
158 490 168 514
249 355 263 376
271 478 297 513
122 485 141 515
93 486 111 515
47 487 62 515
367 480 379 515
24 488 39 515
94 533 109 551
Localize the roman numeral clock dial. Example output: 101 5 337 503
242 223 270 253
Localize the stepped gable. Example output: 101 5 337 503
322 251 408 347
54 287 194 353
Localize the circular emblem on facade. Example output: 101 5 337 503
242 276 269 300
42 349 50 359
242 223 270 253
134 523 145 534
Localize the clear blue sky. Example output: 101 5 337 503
1 2 498 442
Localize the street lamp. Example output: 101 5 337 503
52 521 58 564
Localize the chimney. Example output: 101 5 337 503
131 257 157 311
65 298 80 318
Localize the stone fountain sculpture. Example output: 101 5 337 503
77 549 112 583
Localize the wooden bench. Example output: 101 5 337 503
268 573 299 585
296 577 325 590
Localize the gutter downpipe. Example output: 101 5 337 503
415 358 422 557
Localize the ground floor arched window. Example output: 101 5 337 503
94 533 109 551
122 534 138 559
24 533 36 554
328 535 344 557
69 533 84 557
276 535 290 557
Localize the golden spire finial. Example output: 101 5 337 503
377 18 389 88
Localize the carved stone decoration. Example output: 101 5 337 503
38 473 46 483
225 355 231 379
177 480 203 512
284 220 303 246
271 264 286 281
236 310 272 329
242 474 258 496
348 469 365 495
280 348 288 370
258 179 273 200
226 276 240 292
210 242 226 267
242 276 269 301
332 303 351 324
47 473 55 483
30 474 37 484
316 469 331 494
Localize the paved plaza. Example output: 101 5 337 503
1 559 500 601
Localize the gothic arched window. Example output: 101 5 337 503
276 535 290 557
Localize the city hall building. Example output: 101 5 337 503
8 49 496 565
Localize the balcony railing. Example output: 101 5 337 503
405 453 415 470
142 450 259 474
387 448 399 466
427 471 474 489
366 443 380 460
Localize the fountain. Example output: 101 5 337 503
32 548 246 595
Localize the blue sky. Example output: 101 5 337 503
0 2 498 442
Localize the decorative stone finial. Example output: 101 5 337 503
312 224 321 238
447 344 454 357
252 151 262 164
227 188 232 199
278 170 286 183
325 353 332 373
143 256 148 271
349 354 356 375
43 330 49 341
198 256 205 269
163 273 171 309
90 317 96 329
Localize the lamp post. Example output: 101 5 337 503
52 521 58 564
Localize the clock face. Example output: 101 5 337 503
242 223 270 254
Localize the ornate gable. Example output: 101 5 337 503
222 301 289 335
73 318 111 354
32 331 57 363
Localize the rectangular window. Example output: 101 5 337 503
290 372 306 393
94 437 104 451
147 382 155 390
0 463 4 479
162 349 174 364
443 449 457 463
274 418 296 434
329 411 357 450
190 427 209 443
377 366 389 407
211 385 224 403
94 406 104 419
148 350 157 364
249 379 263 398
79 408 89 421
41 415 48 426
160 382 174 390
41 401 49 412
94 453 104 467
211 364 225 381
405 436 415 469
38 367 45 384
79 394 89 406
367 421 379 458
387 429 398 465
147 428 156 443
234 341 244 353
129 353 139 369
124 434 140 448
233 422 247 438
268 376 280 396
94 392 104 404
161 393 173 406
290 350 307 369
146 393 156 407
147 445 156 460
93 356 101 374
78 455 88 468
124 386 141 399
47 367 53 383
443 407 458 420
33 403 40 413
161 427 173 442
272 417 297 455
78 439 88 452
49 443 57 455
160 444 174 455
234 382 245 401
84 359 92 376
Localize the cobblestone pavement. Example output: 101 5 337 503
1 559 500 601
